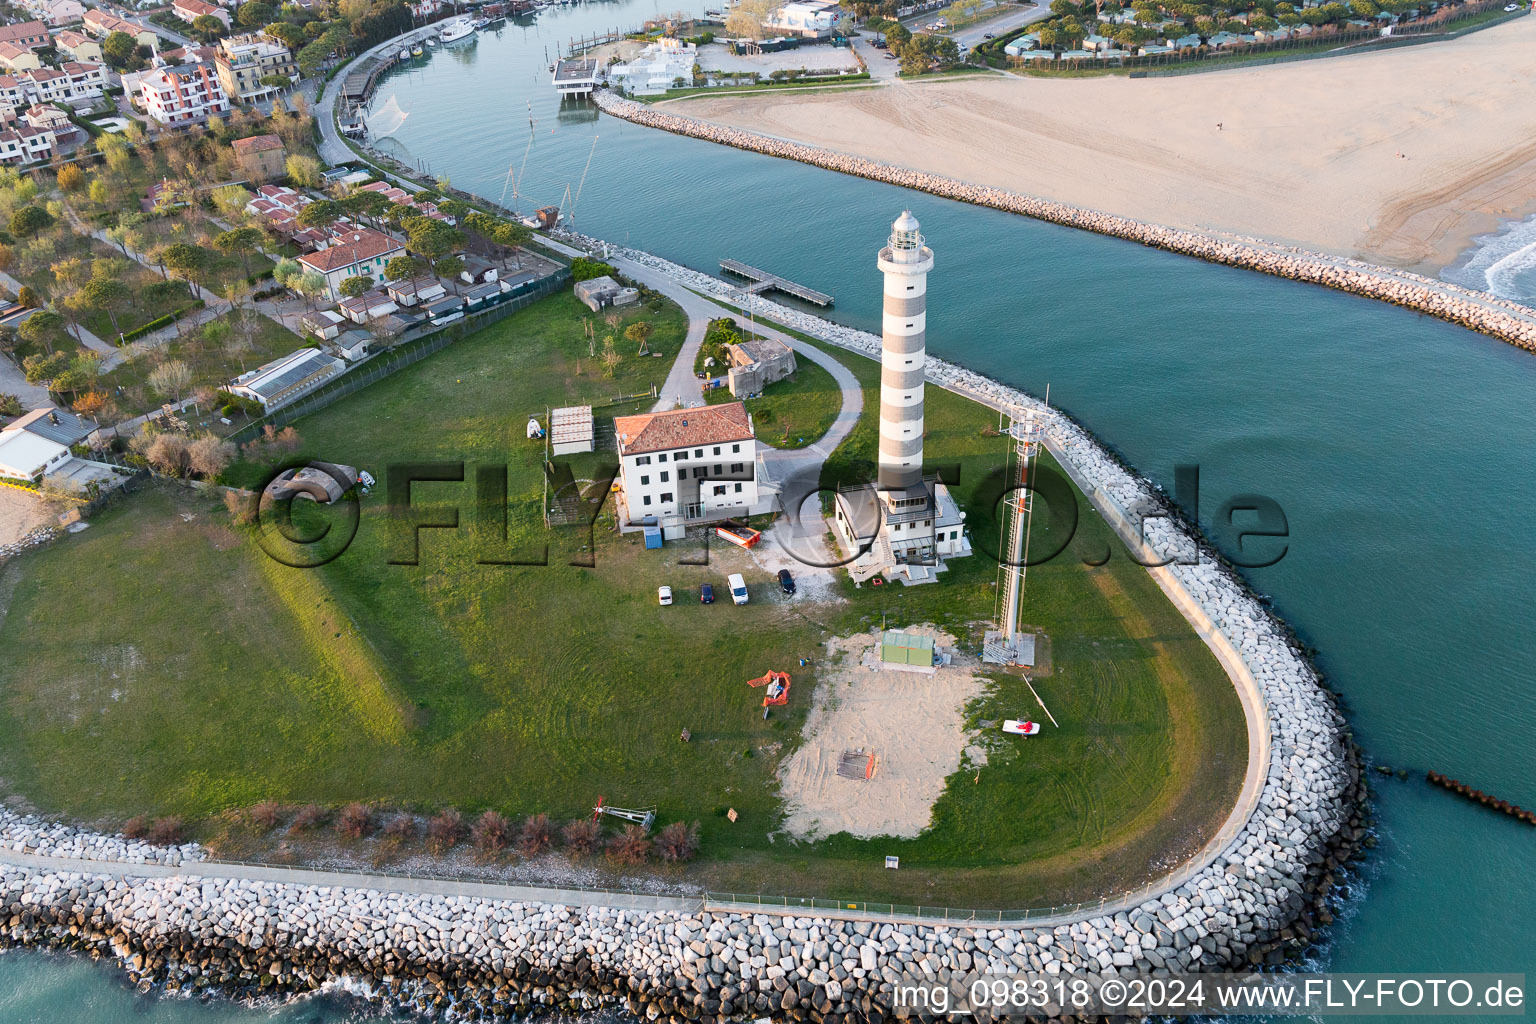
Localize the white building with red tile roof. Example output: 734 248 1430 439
296 226 405 299
612 402 762 526
172 0 231 27
137 63 229 124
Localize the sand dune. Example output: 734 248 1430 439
665 17 1536 271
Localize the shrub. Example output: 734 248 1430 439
517 813 552 857
288 804 325 833
337 802 372 840
427 808 464 851
605 824 652 866
655 821 701 863
146 816 185 845
383 814 416 841
470 810 509 853
122 814 150 839
561 817 601 856
570 257 617 282
249 801 281 829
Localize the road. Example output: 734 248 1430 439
949 3 1052 49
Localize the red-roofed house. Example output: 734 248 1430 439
612 402 761 525
297 226 405 299
0 21 50 50
172 0 231 27
230 132 284 181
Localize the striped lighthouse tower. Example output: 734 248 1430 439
876 210 934 492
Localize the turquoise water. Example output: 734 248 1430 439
5 4 1534 1018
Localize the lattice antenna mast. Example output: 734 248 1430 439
985 401 1044 665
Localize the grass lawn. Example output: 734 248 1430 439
702 359 843 451
0 293 1248 909
100 309 303 421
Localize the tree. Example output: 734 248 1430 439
655 820 700 862
75 277 133 337
211 184 252 220
600 335 621 378
19 311 65 356
724 0 776 40
22 350 68 382
16 285 40 309
214 226 265 277
296 269 327 308
338 274 372 298
190 13 227 40
9 205 52 238
624 320 652 355
56 164 84 193
237 0 274 26
148 360 193 401
295 198 342 230
264 20 304 48
161 243 209 299
384 254 424 282
404 216 462 263
285 153 322 188
146 431 191 475
187 434 236 477
344 188 391 226
433 255 463 291
272 257 301 288
101 31 138 70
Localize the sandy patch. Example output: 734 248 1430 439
0 487 51 547
777 625 988 840
669 17 1536 271
751 514 843 604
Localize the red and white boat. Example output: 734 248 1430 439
1002 719 1041 736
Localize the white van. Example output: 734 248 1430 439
728 573 748 605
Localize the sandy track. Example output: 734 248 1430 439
667 17 1536 271
0 489 50 547
778 626 987 840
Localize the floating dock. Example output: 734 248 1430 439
720 259 833 306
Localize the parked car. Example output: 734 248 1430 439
1503 2 1518 9
700 583 715 604
657 585 673 606
777 569 796 596
728 573 749 605
983 31 995 38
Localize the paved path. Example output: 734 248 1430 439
0 354 53 408
0 848 702 913
0 270 117 360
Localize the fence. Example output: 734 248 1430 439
228 272 570 444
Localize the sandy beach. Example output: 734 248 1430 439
666 17 1536 271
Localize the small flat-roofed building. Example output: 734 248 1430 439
337 288 397 324
421 294 466 323
459 254 498 284
726 335 796 398
385 276 446 306
0 428 68 481
462 280 501 307
879 630 937 674
301 308 345 340
549 404 593 456
573 274 638 312
551 56 597 98
227 348 345 410
334 329 371 361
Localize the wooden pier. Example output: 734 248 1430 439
720 259 834 306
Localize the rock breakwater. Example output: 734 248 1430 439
593 91 1536 354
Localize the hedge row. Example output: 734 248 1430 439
119 301 207 343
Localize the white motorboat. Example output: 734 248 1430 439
438 16 476 44
398 47 410 59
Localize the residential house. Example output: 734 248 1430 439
172 0 231 28
764 0 841 37
333 329 370 361
1170 32 1203 47
82 11 156 48
458 255 497 285
137 63 229 124
1080 33 1114 50
17 62 106 105
21 0 84 26
1003 34 1038 54
419 294 464 323
3 407 94 446
461 280 501 308
52 30 102 62
1137 42 1175 55
300 308 345 339
0 122 59 163
384 276 445 306
0 21 51 50
230 132 284 181
226 347 345 410
613 402 762 528
0 43 41 72
372 310 422 337
336 288 397 324
295 226 404 300
22 102 71 133
214 33 295 104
